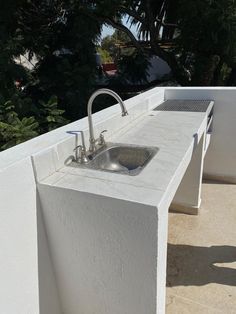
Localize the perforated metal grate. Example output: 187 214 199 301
153 100 212 112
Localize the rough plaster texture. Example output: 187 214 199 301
38 184 158 314
0 158 61 313
1 87 236 314
38 100 209 313
37 195 62 314
171 132 206 214
0 87 165 314
0 158 40 313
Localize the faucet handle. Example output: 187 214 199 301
74 145 88 164
100 129 107 135
73 144 83 152
66 130 87 151
98 129 107 145
67 130 88 163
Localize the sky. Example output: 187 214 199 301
101 16 138 38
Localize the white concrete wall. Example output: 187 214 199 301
171 132 206 214
37 195 62 314
1 87 236 314
38 184 158 314
0 158 40 313
165 87 236 182
0 158 62 314
0 87 165 314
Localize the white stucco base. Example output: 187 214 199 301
38 184 158 314
1 87 236 313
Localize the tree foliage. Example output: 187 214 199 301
16 0 102 118
101 30 132 61
117 51 151 84
92 0 236 86
0 99 39 150
0 0 236 151
0 95 68 151
97 47 113 63
0 0 102 150
176 0 236 85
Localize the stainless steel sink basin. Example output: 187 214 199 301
70 143 158 176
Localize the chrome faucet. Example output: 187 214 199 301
67 89 128 163
87 88 128 152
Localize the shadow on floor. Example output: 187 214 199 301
202 179 236 185
167 243 236 287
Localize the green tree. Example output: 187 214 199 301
176 0 236 85
38 96 69 132
0 0 102 111
101 30 133 61
0 95 68 150
117 51 151 84
101 35 117 60
90 0 184 81
97 47 113 63
0 1 103 150
92 0 236 86
16 0 102 119
0 100 39 150
0 0 29 99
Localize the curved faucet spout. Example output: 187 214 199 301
87 88 128 152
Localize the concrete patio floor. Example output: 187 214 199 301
166 181 236 313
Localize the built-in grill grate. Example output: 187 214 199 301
153 100 212 112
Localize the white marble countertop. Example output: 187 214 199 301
41 103 213 208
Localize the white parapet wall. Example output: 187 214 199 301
0 158 62 313
0 158 40 313
0 87 165 314
165 87 236 183
0 87 236 314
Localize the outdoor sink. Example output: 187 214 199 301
70 143 159 176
